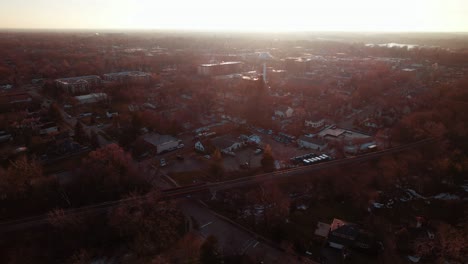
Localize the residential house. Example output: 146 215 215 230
297 135 328 151
274 106 294 118
328 218 377 251
210 134 245 155
194 141 205 153
106 110 119 118
240 134 262 145
142 133 181 154
361 118 381 129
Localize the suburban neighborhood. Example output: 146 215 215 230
0 29 467 264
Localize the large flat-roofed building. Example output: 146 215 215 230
198 62 243 76
318 127 370 141
55 75 102 94
297 136 328 151
142 133 181 154
103 71 151 84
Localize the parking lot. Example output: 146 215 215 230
262 136 314 161
223 147 262 171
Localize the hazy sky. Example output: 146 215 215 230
1 0 467 32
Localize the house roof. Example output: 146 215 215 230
210 135 241 150
143 133 178 147
319 128 346 138
329 218 376 250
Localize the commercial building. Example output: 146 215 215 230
55 75 102 94
318 127 371 143
197 62 243 76
103 71 151 84
142 133 181 154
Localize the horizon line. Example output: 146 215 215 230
1 27 468 35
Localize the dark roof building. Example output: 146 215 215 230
328 218 378 252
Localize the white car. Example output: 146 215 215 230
177 143 185 149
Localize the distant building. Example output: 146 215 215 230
318 127 371 143
0 91 32 105
256 52 274 60
74 93 108 105
274 106 294 118
103 71 151 84
297 136 328 151
197 62 243 76
106 110 119 118
39 122 59 135
0 131 12 143
142 133 181 154
194 141 205 153
344 142 377 155
55 75 102 94
305 118 325 129
361 118 381 129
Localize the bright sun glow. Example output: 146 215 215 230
1 0 467 31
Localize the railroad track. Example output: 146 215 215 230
0 138 434 233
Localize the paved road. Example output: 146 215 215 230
146 166 301 263
179 199 300 263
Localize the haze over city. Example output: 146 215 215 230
1 0 468 32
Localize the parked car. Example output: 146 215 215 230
177 143 185 149
160 158 167 167
204 155 211 159
254 148 263 155
240 162 250 169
